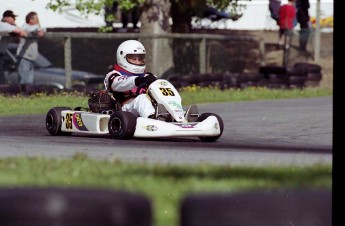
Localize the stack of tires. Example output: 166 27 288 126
0 187 152 226
290 63 323 87
259 66 289 89
180 189 331 226
169 73 252 90
168 62 322 90
168 73 225 89
259 63 323 89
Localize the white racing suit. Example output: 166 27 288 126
104 67 155 118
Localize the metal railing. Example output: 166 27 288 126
1 32 264 89
48 32 264 88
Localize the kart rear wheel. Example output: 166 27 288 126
108 111 137 139
196 113 224 142
0 187 152 226
46 107 73 136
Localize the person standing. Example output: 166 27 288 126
16 11 46 94
296 0 311 51
269 0 281 25
278 0 296 49
120 6 140 32
0 10 27 84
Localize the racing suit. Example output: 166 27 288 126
104 64 156 118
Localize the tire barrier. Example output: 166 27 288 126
288 76 307 88
181 189 331 226
0 84 101 96
259 66 287 75
294 63 322 73
258 63 322 88
0 85 21 95
166 62 322 90
0 187 152 226
0 62 323 95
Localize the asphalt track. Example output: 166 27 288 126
0 97 332 166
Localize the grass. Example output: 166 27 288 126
0 86 333 116
0 86 333 226
0 154 332 226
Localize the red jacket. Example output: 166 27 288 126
279 3 296 29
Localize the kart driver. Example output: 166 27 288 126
104 40 157 118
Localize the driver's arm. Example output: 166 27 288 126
105 70 136 92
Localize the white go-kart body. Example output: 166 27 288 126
46 79 224 142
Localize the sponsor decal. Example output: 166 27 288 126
144 125 158 131
72 113 89 131
168 101 183 110
180 124 197 128
158 81 169 86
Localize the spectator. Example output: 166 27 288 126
104 1 140 32
121 7 140 31
104 1 118 27
296 0 311 51
0 10 27 84
269 0 281 25
278 0 296 49
16 11 46 95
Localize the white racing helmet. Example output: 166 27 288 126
116 40 146 74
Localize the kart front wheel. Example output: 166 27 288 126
108 111 137 139
196 113 224 142
46 107 73 136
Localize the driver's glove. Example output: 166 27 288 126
144 73 157 86
134 73 157 87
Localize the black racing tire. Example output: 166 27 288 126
168 75 180 82
288 76 307 85
294 63 322 73
181 189 331 226
307 72 323 81
259 66 287 75
196 113 224 142
198 73 212 82
46 107 73 136
108 111 137 139
0 187 152 226
246 73 263 82
267 73 288 83
305 80 320 87
170 81 183 89
183 74 200 85
287 66 308 76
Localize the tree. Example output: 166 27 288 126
45 0 250 77
47 0 249 33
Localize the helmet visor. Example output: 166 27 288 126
126 54 145 66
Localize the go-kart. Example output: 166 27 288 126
45 79 224 142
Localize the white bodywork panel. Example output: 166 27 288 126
59 110 221 138
148 80 186 122
60 110 110 134
134 116 221 138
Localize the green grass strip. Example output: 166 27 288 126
0 154 332 226
0 86 332 115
